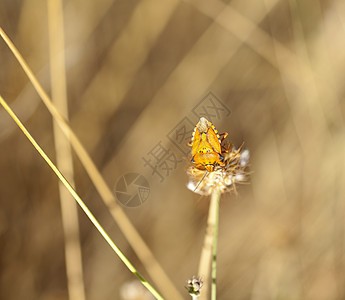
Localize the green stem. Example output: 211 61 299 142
211 188 221 300
0 96 164 300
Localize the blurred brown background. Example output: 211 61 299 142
1 0 345 299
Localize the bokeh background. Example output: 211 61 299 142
1 0 345 299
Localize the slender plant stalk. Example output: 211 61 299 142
0 26 182 300
211 189 221 300
198 188 221 299
47 0 86 299
0 95 164 300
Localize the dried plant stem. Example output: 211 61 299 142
198 188 221 300
211 189 220 300
0 26 182 300
47 1 85 299
0 95 164 300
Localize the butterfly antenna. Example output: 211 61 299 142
194 171 208 192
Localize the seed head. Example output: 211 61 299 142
185 276 204 296
187 143 249 195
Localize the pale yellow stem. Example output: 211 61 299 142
47 1 86 299
198 189 221 300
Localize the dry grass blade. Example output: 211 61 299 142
48 0 86 299
0 26 182 300
0 95 164 300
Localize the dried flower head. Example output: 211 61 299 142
187 143 249 195
185 276 204 296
